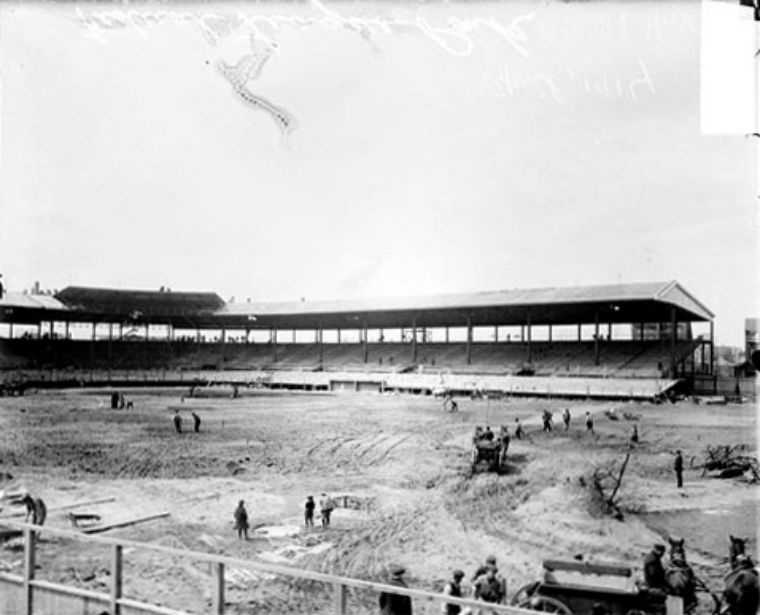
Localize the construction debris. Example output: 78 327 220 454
79 511 170 534
698 445 759 482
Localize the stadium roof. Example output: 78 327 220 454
55 287 225 317
0 281 713 329
216 281 713 329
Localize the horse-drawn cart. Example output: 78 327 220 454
511 559 670 615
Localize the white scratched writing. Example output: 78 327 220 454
74 5 537 59
481 59 656 105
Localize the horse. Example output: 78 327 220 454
723 537 759 615
729 536 753 569
665 538 699 613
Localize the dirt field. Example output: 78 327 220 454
0 388 757 614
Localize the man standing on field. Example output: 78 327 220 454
319 492 334 527
674 450 684 488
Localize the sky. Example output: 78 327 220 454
0 1 756 345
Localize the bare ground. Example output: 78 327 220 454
0 388 757 614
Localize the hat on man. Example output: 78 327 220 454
653 543 666 553
389 564 406 577
485 555 497 564
453 569 465 579
591 603 608 615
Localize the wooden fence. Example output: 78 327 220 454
0 521 538 615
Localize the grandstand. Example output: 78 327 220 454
0 281 715 399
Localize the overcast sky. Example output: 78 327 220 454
0 1 756 345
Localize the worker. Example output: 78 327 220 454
305 495 315 527
483 426 494 441
674 450 684 488
173 410 182 434
379 564 413 615
319 492 334 527
514 418 524 439
585 412 594 434
233 500 249 540
22 494 47 526
192 411 201 433
542 410 553 432
642 544 667 590
473 563 506 605
472 555 498 581
631 425 639 444
562 408 571 431
441 569 465 615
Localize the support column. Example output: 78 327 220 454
608 323 613 341
93 322 97 341
709 320 715 380
363 323 368 363
337 328 341 344
37 322 42 339
466 313 472 365
548 324 552 343
221 328 226 344
65 321 70 340
494 325 499 343
640 322 645 342
411 318 417 362
318 328 323 365
527 311 532 364
594 310 600 366
445 326 449 344
145 323 149 341
245 328 250 344
577 323 581 342
273 328 278 362
669 307 677 377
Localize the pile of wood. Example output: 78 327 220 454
699 444 759 481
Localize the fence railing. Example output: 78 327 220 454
1 521 537 615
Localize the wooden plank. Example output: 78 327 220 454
0 497 116 520
81 512 170 534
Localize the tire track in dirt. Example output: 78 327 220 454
306 437 341 457
369 433 414 464
355 434 395 462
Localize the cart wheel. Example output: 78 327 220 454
510 581 541 606
517 596 573 615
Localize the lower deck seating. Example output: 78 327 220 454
0 339 700 379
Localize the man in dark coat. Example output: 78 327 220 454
234 500 249 540
442 569 465 615
304 495 315 527
474 564 506 604
379 564 412 615
674 450 684 488
643 544 667 590
562 408 571 431
173 410 182 434
192 412 201 433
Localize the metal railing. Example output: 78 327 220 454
1 521 536 615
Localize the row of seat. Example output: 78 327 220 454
0 339 698 378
